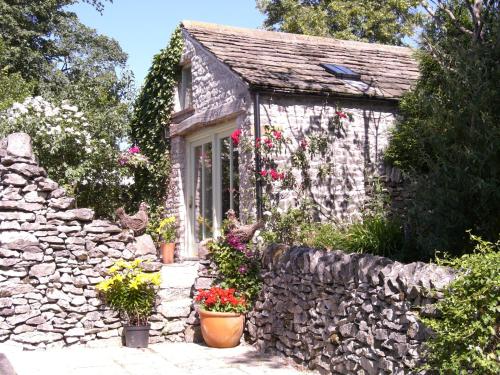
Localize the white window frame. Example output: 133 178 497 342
184 121 237 258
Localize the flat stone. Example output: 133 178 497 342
83 220 121 234
24 191 46 203
0 201 44 212
37 178 59 191
47 208 94 222
0 212 35 221
2 174 27 186
158 298 192 318
0 298 13 308
96 329 118 339
13 331 63 344
162 320 186 334
133 234 157 256
49 197 75 210
0 231 39 249
5 133 34 159
0 187 22 200
0 283 35 297
29 263 56 277
0 221 21 230
8 163 45 178
160 262 199 289
64 327 85 337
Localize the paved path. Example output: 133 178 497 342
1 342 317 375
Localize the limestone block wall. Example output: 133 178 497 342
179 33 250 113
0 133 196 349
247 245 455 375
256 94 400 222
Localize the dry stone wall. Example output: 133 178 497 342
0 133 194 349
247 245 455 375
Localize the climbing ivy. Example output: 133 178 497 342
130 27 183 211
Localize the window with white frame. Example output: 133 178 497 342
179 65 193 110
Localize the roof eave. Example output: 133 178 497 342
248 84 401 104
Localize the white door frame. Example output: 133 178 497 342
184 121 236 258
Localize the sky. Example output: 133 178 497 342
71 0 265 86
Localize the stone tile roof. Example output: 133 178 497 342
182 21 419 101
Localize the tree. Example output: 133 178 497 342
0 0 135 217
0 38 33 111
256 0 422 45
385 0 500 256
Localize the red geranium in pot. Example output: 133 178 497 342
195 287 247 348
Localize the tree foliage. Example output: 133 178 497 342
256 0 422 45
0 38 33 111
0 0 134 217
385 0 500 256
130 28 183 211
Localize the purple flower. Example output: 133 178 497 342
238 265 247 274
226 233 246 253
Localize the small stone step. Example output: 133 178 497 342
160 261 199 290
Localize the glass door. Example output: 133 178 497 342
186 127 240 258
192 141 213 243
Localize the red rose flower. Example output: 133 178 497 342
231 129 241 146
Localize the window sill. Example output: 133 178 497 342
171 107 195 123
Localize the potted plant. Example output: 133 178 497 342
96 259 161 348
157 216 176 264
194 286 247 348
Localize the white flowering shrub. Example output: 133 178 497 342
0 96 132 216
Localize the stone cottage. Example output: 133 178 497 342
167 21 419 259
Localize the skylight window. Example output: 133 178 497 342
320 63 361 80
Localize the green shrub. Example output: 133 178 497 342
260 206 313 246
421 235 500 374
304 222 344 250
343 215 404 258
96 259 161 326
208 237 261 303
305 216 404 259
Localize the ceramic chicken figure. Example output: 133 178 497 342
225 209 264 243
115 202 149 236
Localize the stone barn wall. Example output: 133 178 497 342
0 133 194 349
246 245 455 375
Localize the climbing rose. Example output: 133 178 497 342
335 110 348 119
231 129 241 146
269 169 284 181
272 130 282 140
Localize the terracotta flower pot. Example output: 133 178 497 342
199 309 245 348
160 242 175 264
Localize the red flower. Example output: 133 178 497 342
300 139 308 149
259 169 268 177
264 137 273 149
231 129 241 146
194 287 246 313
255 137 261 148
335 110 348 119
272 130 282 140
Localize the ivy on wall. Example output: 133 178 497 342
130 27 184 211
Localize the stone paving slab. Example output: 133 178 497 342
0 342 317 375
